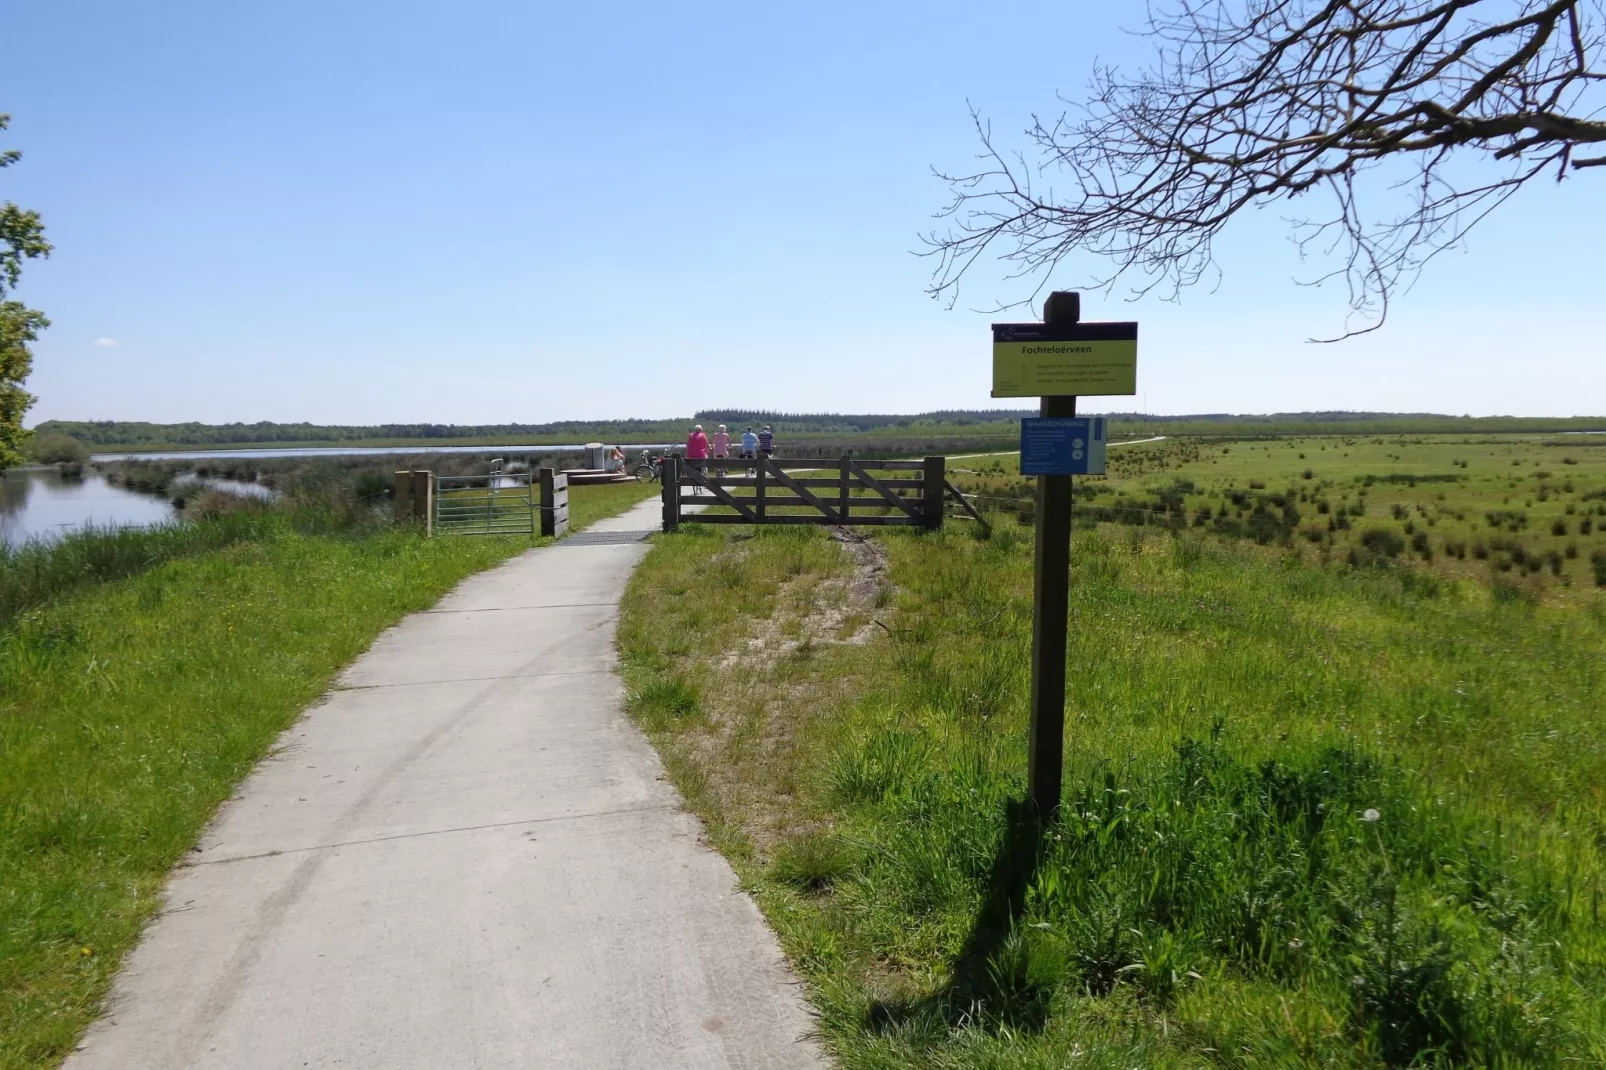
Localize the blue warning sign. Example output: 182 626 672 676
1020 417 1107 475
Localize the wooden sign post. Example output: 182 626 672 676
992 291 1137 820
1028 292 1078 820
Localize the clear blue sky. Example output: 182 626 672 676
4 0 1602 424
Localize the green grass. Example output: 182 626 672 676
618 495 1606 1066
951 434 1606 598
0 480 655 1069
435 476 655 529
1 508 286 625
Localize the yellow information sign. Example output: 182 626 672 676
991 321 1138 397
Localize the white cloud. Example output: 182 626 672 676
93 337 119 348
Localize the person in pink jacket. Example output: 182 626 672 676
711 423 732 477
685 424 710 493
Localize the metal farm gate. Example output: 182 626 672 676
434 470 537 535
393 466 568 537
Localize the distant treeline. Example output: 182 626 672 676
692 410 1035 433
36 419 692 447
1107 412 1606 436
36 411 1606 450
37 412 1036 448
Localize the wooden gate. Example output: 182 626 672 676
661 455 956 531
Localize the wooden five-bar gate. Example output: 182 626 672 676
661 455 983 531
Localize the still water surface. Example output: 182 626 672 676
1 469 273 548
2 469 177 548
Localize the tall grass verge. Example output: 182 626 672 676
0 509 281 626
619 520 1606 1068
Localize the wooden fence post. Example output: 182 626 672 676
411 471 434 536
540 468 569 538
755 453 767 518
922 456 945 529
394 471 413 521
839 454 852 524
661 455 681 532
1028 396 1075 819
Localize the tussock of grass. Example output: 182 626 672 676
633 674 701 718
772 833 853 893
620 519 1606 1068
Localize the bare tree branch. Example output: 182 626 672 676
924 0 1605 338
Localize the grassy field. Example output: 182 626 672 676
952 434 1606 598
619 436 1606 1068
0 480 654 1070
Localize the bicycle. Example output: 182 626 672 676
634 450 665 483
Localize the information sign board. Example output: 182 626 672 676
1020 417 1107 476
992 321 1137 397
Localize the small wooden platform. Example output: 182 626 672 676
562 469 636 486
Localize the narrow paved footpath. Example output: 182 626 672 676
67 500 823 1070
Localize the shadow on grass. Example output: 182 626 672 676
863 798 1050 1036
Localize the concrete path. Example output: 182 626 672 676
67 499 824 1070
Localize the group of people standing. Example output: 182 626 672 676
684 422 774 480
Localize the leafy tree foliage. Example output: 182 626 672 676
1 112 51 469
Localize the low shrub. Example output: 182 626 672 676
1489 536 1530 565
23 431 91 465
183 489 270 521
1358 527 1405 559
1484 509 1528 531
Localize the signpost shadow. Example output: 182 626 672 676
862 798 1049 1035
